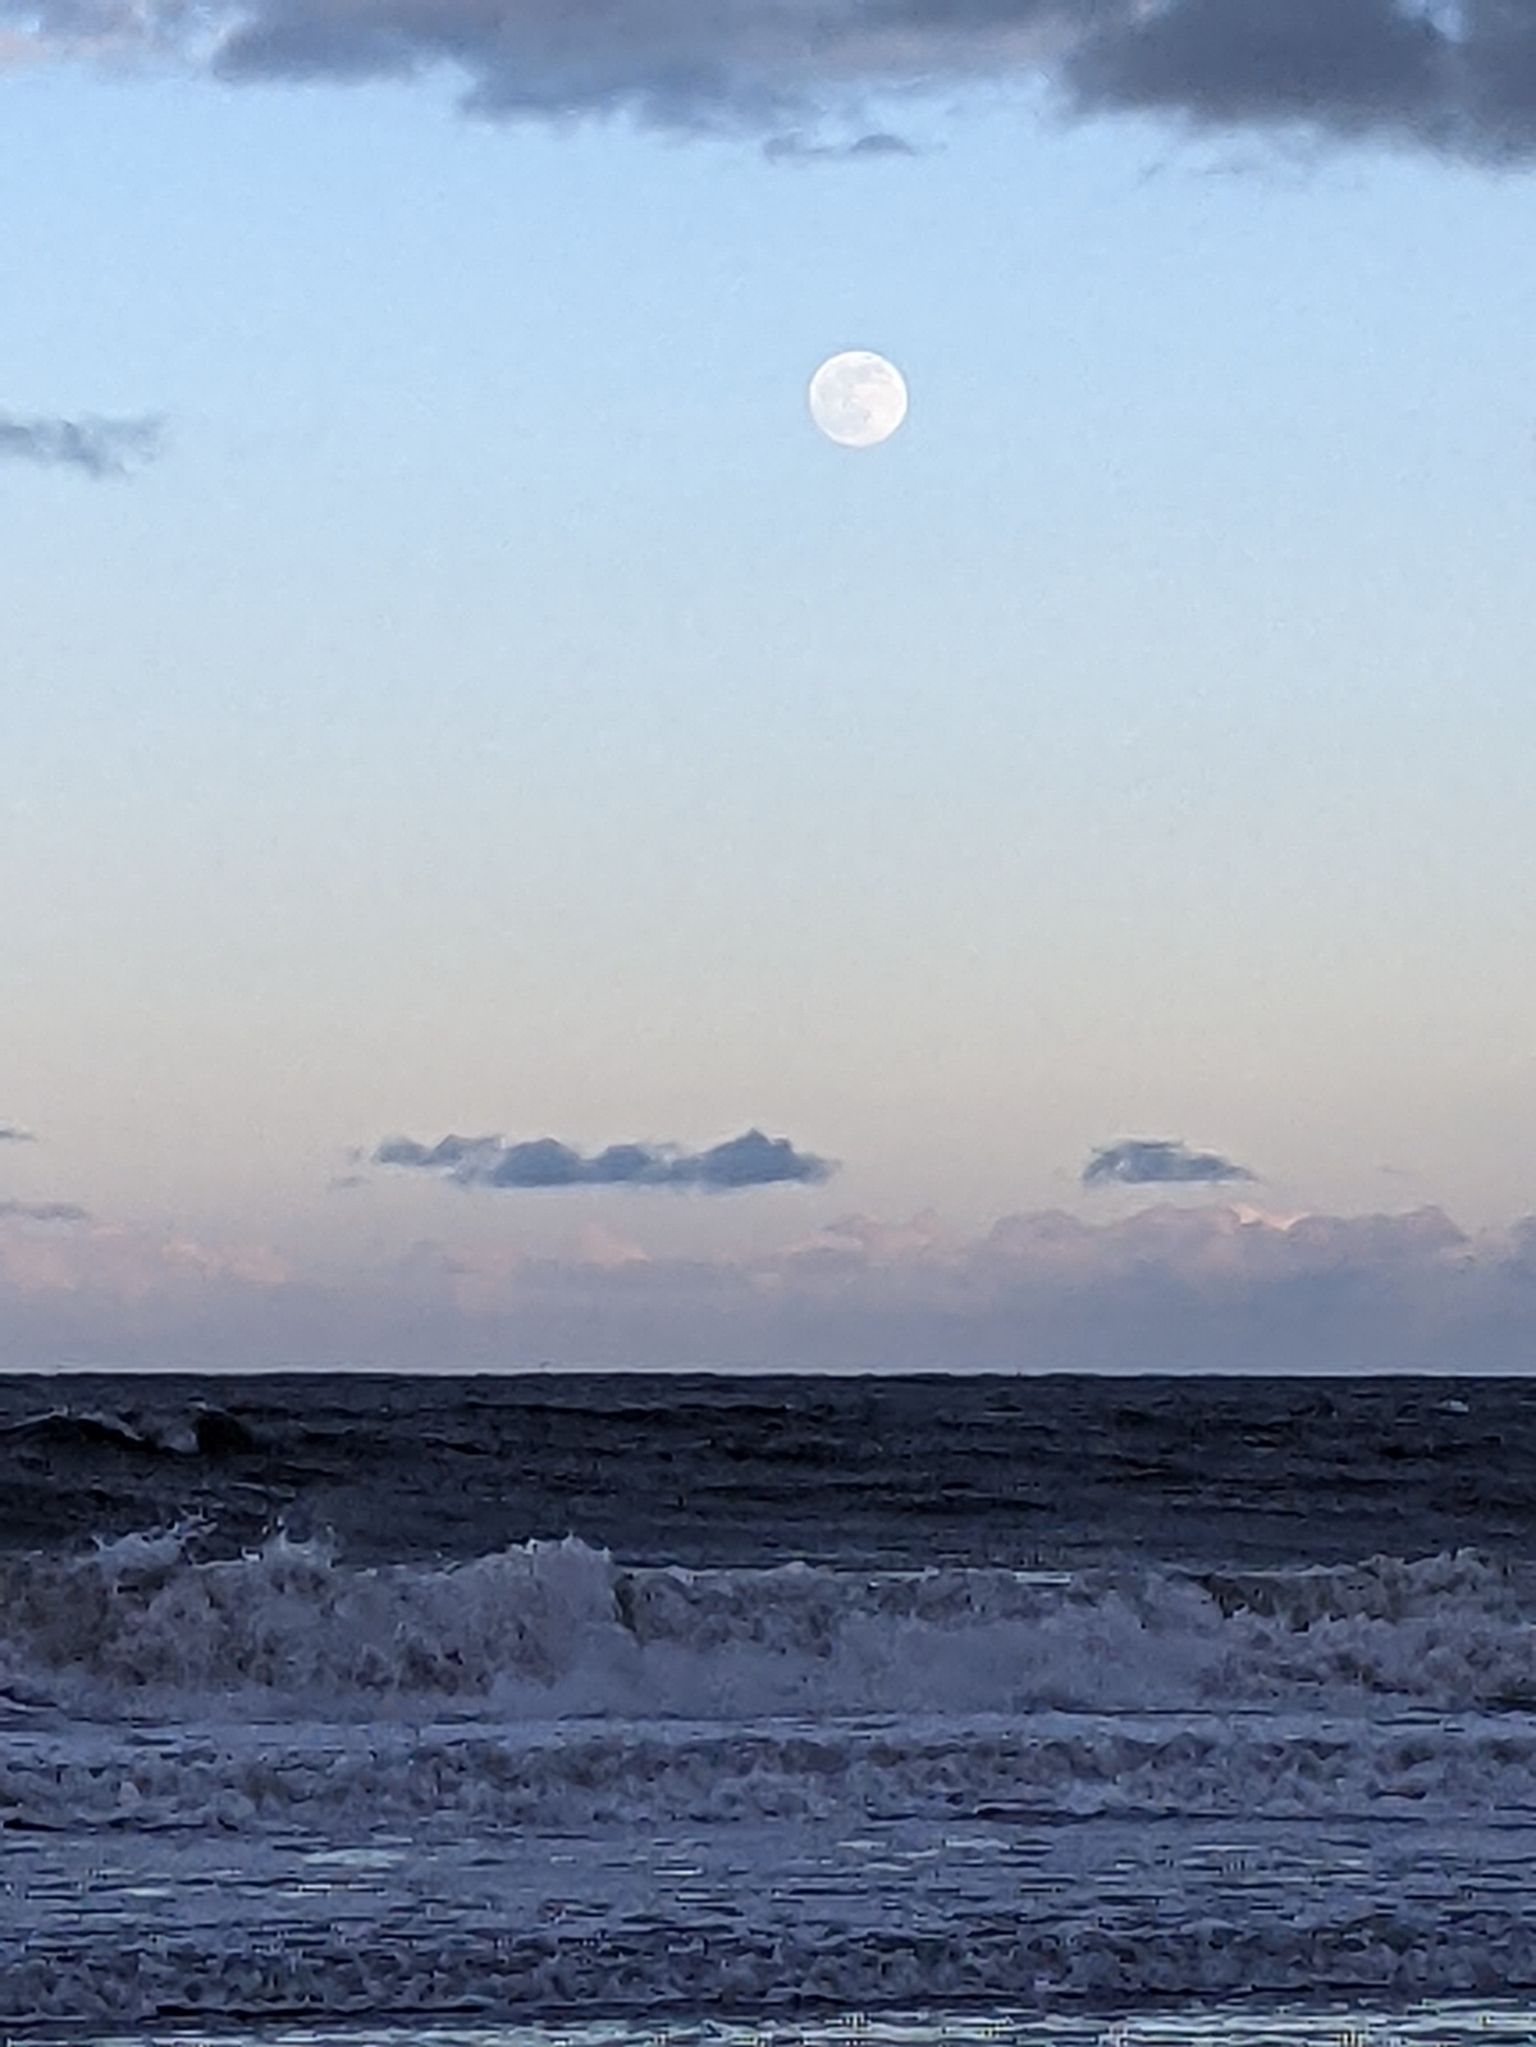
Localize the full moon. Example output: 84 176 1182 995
808 350 909 449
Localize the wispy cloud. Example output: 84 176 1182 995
0 413 165 479
10 0 1536 162
1083 1139 1257 1188
763 130 920 165
0 1126 36 1144
0 1199 90 1223
375 1128 834 1192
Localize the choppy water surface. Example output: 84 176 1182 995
3 1372 1531 1569
4 1372 1536 2034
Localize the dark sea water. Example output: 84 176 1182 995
5 1371 1536 2042
3 1370 1532 1569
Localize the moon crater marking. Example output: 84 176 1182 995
808 350 908 448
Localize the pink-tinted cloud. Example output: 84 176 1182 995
3 1200 1535 1373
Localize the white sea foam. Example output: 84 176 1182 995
9 1814 1536 2023
9 1535 1536 2027
3 1533 1535 1721
69 2007 1536 2047
4 1706 1536 1836
8 1376 1535 2034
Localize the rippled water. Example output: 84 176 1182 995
3 1371 1530 1570
68 2005 1536 2045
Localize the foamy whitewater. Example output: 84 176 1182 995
5 1372 1536 2037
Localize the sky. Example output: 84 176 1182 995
3 0 1535 1371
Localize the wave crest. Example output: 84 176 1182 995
3 1534 1535 1719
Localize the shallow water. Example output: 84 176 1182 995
57 2005 1536 2045
12 1805 1536 2023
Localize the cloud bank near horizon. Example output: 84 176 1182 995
5 1199 1536 1374
0 414 165 479
374 1128 834 1192
11 0 1536 163
1084 1138 1257 1188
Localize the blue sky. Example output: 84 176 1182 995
4 6 1535 1367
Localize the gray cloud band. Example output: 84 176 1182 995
0 415 164 479
375 1128 834 1191
763 130 921 163
1083 1138 1256 1187
8 0 1536 160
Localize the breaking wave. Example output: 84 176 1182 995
9 1531 1536 2028
1 1403 258 1459
3 1531 1535 1720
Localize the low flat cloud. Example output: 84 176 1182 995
375 1127 834 1192
0 414 165 479
0 1199 90 1223
1083 1138 1257 1188
11 0 1536 163
0 1126 35 1144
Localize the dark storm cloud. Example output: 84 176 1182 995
1064 0 1453 137
0 414 165 479
0 1199 90 1223
375 1128 834 1191
1083 1138 1257 1187
17 0 1536 162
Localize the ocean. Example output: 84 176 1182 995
5 1371 1536 2043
